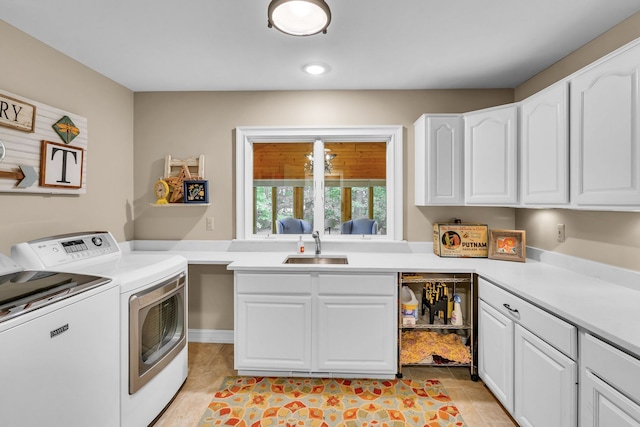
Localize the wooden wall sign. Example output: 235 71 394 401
40 140 84 189
0 93 36 133
0 89 87 195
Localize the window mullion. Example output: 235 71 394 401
313 139 325 235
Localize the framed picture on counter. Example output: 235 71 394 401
488 229 526 262
183 179 209 204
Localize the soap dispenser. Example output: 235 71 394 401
297 236 305 254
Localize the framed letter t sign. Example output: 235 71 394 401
40 140 84 189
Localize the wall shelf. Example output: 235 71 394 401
149 203 210 207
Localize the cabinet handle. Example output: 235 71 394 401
503 303 519 314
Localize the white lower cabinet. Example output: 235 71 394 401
478 277 578 427
234 271 397 377
316 274 396 374
235 273 312 371
478 299 514 412
580 332 640 427
514 324 577 427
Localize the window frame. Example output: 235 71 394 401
235 126 403 240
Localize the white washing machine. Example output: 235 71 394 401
12 231 188 427
0 253 119 427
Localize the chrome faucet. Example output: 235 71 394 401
312 231 321 255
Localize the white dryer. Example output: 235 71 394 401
12 231 188 427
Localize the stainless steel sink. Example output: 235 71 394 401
283 255 348 265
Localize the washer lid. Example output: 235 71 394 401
0 270 111 323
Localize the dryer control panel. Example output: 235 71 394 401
11 231 120 269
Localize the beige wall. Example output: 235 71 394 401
514 12 640 271
0 20 134 256
133 89 516 243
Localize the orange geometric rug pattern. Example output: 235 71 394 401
196 376 467 427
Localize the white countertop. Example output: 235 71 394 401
129 239 640 360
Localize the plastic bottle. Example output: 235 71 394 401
451 294 463 326
401 286 419 321
297 236 305 254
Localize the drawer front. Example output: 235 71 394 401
236 272 312 294
582 332 640 405
479 277 577 359
318 273 396 295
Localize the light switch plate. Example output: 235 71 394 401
557 224 565 242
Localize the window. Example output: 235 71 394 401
236 126 403 240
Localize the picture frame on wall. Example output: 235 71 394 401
183 179 209 204
488 229 526 262
39 140 84 189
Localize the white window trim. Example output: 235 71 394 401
235 125 403 240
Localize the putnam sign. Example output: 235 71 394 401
0 93 36 133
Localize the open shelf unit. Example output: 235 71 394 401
398 272 478 380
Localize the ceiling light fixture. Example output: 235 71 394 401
268 0 331 36
305 148 336 174
303 63 329 75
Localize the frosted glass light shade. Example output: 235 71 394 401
268 0 331 36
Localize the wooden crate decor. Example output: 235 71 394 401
184 180 209 204
52 115 80 144
164 154 204 180
0 92 36 133
0 89 88 195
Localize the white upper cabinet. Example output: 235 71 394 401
520 82 569 205
570 41 640 207
464 104 519 205
414 114 464 205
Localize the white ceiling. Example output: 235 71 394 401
1 0 640 92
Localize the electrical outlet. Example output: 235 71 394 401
206 217 214 231
556 224 565 242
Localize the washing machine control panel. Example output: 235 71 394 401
12 231 120 269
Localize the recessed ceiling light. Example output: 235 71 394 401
303 63 329 75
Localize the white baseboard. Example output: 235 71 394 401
188 328 234 344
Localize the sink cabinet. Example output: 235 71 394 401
234 271 397 377
235 273 313 371
478 277 578 426
316 274 397 373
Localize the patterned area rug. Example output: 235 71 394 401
196 376 467 427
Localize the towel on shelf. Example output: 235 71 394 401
401 330 471 364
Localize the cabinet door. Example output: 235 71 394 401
235 293 312 371
581 369 640 427
581 332 640 427
465 104 519 205
514 325 577 427
315 273 396 374
570 42 640 207
235 271 313 372
316 295 396 374
520 82 569 205
478 299 514 413
414 114 464 205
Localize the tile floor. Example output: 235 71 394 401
152 342 517 427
